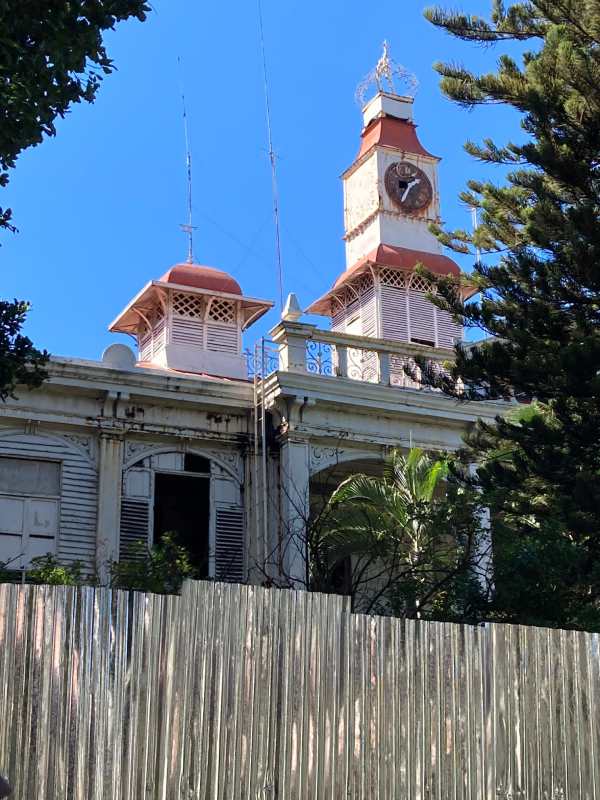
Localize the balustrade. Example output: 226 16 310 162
254 321 453 391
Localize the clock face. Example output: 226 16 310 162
384 161 433 213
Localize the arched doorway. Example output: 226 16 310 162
119 449 245 582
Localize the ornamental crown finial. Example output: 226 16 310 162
355 40 418 107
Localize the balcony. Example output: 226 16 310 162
247 320 455 391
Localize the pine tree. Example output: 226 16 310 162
422 1 600 630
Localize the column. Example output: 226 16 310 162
469 462 494 592
279 437 310 587
96 434 124 582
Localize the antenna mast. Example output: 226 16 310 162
257 0 284 311
178 57 195 264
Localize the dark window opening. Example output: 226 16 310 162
184 453 210 473
153 473 210 577
330 556 353 596
410 337 435 347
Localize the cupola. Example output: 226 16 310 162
109 262 273 379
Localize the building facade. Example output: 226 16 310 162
0 83 503 585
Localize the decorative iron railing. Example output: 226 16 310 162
306 340 335 377
250 323 453 389
245 340 279 379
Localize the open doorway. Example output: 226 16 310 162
153 473 210 577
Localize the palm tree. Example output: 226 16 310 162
321 448 484 618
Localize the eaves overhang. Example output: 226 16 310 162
108 280 274 336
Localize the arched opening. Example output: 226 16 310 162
120 449 245 582
309 456 385 597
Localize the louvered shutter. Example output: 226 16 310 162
408 290 436 345
380 286 409 342
172 317 204 347
213 474 245 582
435 308 462 348
119 468 152 560
214 507 245 582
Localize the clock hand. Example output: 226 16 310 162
401 178 420 202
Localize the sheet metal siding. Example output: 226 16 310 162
0 581 599 799
0 431 97 564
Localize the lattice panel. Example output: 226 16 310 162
358 274 374 295
409 274 434 293
173 292 204 319
380 268 406 289
331 295 345 316
208 298 236 324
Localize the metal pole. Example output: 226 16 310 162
260 338 269 575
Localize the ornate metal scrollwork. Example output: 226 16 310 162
306 341 335 376
245 342 279 379
347 348 378 383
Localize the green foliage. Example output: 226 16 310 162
0 534 197 595
421 1 600 630
27 555 93 586
0 299 48 400
0 0 150 232
0 0 149 399
110 533 198 595
318 448 488 621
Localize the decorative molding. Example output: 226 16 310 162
206 448 243 481
124 440 155 464
64 433 96 461
123 440 244 483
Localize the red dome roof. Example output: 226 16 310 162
159 263 242 296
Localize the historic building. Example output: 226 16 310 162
0 56 503 585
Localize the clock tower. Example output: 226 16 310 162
308 44 467 351
343 90 443 269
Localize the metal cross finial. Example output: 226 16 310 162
355 40 419 107
375 40 394 93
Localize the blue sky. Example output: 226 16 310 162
3 0 520 359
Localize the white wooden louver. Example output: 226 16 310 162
119 499 150 560
119 467 152 560
214 506 245 582
408 289 436 344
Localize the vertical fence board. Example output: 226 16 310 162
1 581 600 798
